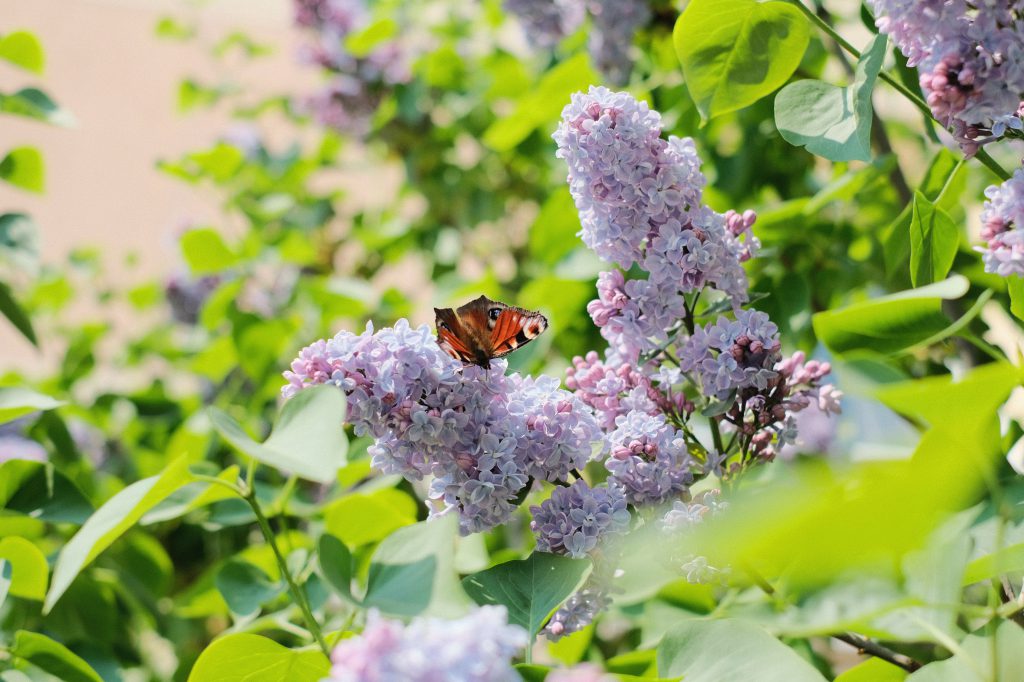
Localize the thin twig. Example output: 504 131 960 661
833 632 922 672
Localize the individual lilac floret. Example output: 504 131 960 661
544 584 611 641
978 167 1024 276
530 480 631 558
504 0 584 47
0 435 47 463
679 309 782 401
325 606 527 682
606 411 694 505
585 0 650 85
283 320 602 534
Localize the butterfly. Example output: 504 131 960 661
434 295 548 369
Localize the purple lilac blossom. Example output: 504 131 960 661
678 309 782 401
544 583 612 641
530 480 631 558
282 320 601 533
606 411 694 505
565 350 670 431
165 272 220 325
660 491 731 584
978 167 1024 276
585 0 650 86
325 606 527 682
868 0 1024 154
503 0 585 47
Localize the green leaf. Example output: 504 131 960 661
215 559 283 618
774 35 886 161
209 385 348 484
0 31 45 73
324 487 417 547
0 386 64 424
363 515 474 618
0 88 74 126
345 18 398 57
180 228 237 275
529 187 582 266
462 552 591 637
0 281 37 346
0 560 10 608
657 619 827 681
187 633 329 682
141 465 240 524
812 275 967 355
318 534 357 604
1007 276 1024 322
907 621 1024 681
0 536 48 600
483 52 598 151
836 658 907 682
44 456 194 613
674 0 810 120
0 460 94 523
909 192 959 287
0 146 45 192
9 630 102 682
963 542 1024 585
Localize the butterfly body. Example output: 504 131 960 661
434 295 548 369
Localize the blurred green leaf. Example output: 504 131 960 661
324 487 417 547
9 630 102 682
0 88 74 126
215 559 283 618
345 19 398 57
0 31 45 73
45 456 194 613
141 465 240 524
0 536 47 600
775 35 885 162
907 622 1024 681
463 552 591 637
210 385 347 484
962 541 1024 585
154 16 196 41
909 192 959 287
0 386 63 424
363 514 473 618
187 633 328 682
180 228 237 275
674 0 810 120
0 460 93 523
836 659 907 682
0 146 45 193
528 188 581 266
0 560 10 609
657 619 826 680
0 282 37 346
318 534 357 604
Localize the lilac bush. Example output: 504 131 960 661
324 606 527 682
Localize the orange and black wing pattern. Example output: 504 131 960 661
434 296 548 368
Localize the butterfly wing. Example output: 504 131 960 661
434 307 477 364
489 304 548 359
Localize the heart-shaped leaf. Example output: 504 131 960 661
674 0 810 120
187 633 328 682
775 35 887 161
909 192 959 287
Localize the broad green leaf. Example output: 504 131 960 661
0 282 37 346
812 275 967 355
187 633 329 682
0 386 64 424
324 487 417 547
44 456 193 613
0 31 45 73
483 52 598 151
0 88 74 126
909 192 959 287
363 515 473 618
318 534 357 604
1007 276 1024 322
180 228 237 275
141 465 240 524
775 35 886 161
0 146 45 192
962 542 1024 585
215 559 283 618
210 385 348 484
514 665 550 682
674 0 810 120
657 619 826 681
345 18 398 57
0 536 47 600
529 188 582 266
0 459 94 523
463 552 591 637
9 630 102 682
836 658 907 682
908 621 1024 681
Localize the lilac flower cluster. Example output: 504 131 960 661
660 492 731 584
606 411 694 505
978 167 1024 276
282 320 601 533
554 87 758 363
292 0 410 133
325 606 527 682
530 480 630 558
544 582 612 641
679 309 782 401
868 1 1024 155
503 0 584 48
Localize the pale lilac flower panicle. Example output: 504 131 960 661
679 309 782 401
565 350 663 430
606 411 694 505
978 168 1024 276
530 480 631 558
325 606 527 682
586 0 651 85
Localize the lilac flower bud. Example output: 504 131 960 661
530 480 631 558
565 351 662 430
678 309 781 401
326 606 528 682
606 411 693 505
